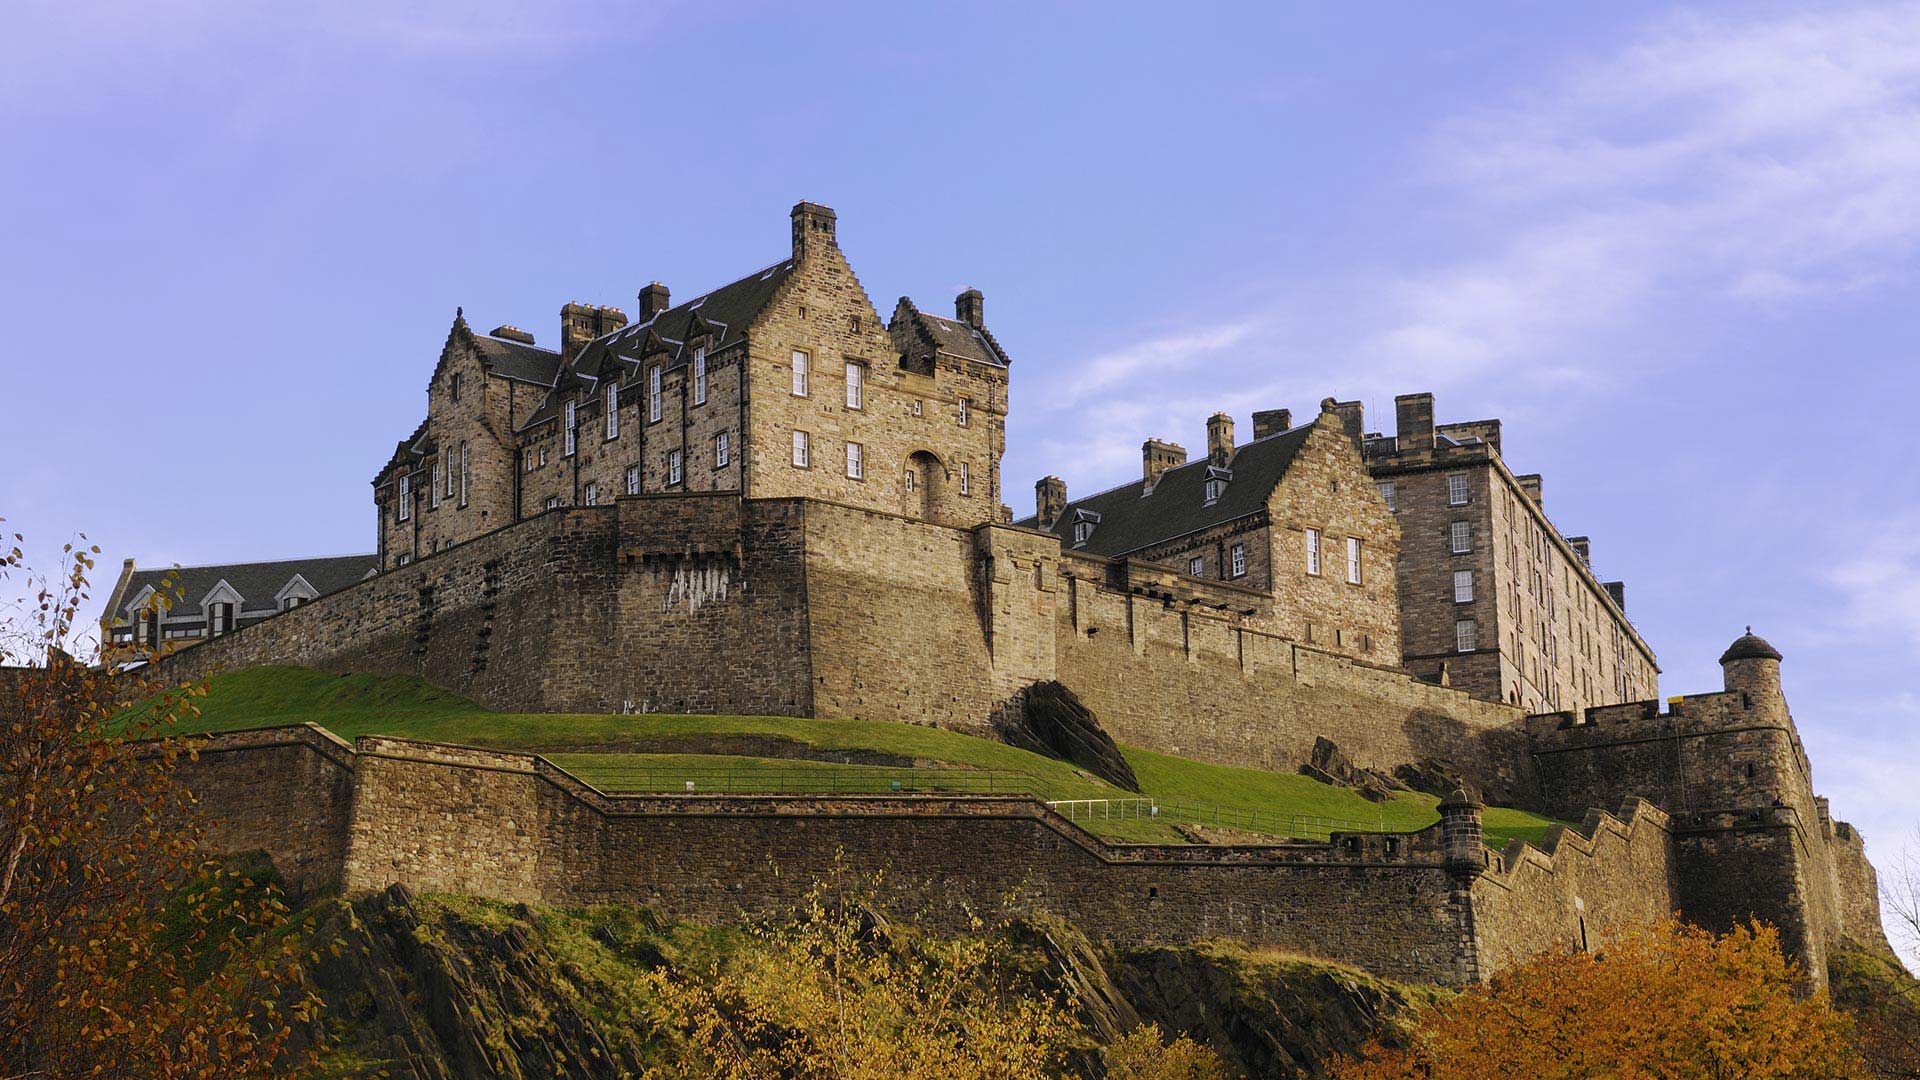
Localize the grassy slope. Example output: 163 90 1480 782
150 666 1558 847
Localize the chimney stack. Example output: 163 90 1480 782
1331 399 1365 447
1567 536 1591 567
1395 393 1435 451
791 200 838 258
1252 409 1292 440
1604 581 1625 612
1517 474 1543 509
1206 413 1235 467
1035 477 1067 531
956 288 984 329
1142 439 1187 492
638 282 671 322
489 325 535 345
560 302 628 358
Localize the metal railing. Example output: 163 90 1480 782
1045 797 1388 840
573 765 1036 796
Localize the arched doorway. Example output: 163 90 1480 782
904 450 944 521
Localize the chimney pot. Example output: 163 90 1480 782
1517 474 1544 509
560 302 628 358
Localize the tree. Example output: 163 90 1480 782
0 527 321 1078
1831 832 1920 1078
1332 920 1862 1080
638 874 1228 1080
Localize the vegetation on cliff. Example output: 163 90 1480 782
148 666 1561 847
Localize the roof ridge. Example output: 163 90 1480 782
604 256 792 345
131 553 378 573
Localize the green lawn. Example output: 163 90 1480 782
138 666 1560 848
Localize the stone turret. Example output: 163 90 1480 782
1206 413 1235 467
1720 627 1784 701
1035 477 1067 531
1439 787 1486 876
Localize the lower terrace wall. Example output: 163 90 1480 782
1470 799 1679 974
167 724 356 894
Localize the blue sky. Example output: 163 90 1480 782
4 2 1917 962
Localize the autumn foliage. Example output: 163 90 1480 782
0 528 320 1078
1332 919 1862 1080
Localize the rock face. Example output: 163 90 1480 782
1300 736 1407 803
299 887 1426 1079
997 681 1143 792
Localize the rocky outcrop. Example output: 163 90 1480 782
998 681 1142 792
1301 737 1406 803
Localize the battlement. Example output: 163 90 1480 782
1523 689 1761 746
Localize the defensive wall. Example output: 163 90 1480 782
169 724 1760 988
148 493 1528 790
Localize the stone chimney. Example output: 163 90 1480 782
1603 581 1626 612
1206 413 1235 467
1142 439 1187 492
1567 536 1591 566
1516 474 1544 509
791 200 838 258
1395 393 1435 451
1035 477 1067 531
1331 399 1365 447
956 288 984 329
560 303 629 358
489 325 535 345
638 282 671 322
1252 409 1292 439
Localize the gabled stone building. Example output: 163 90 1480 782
373 202 1011 569
1017 401 1401 663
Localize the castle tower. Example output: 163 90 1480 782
1438 787 1486 875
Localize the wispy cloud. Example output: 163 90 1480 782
1028 3 1920 489
1829 520 1920 656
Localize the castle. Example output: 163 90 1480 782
133 201 1893 987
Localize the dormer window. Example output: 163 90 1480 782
1202 466 1231 505
1070 509 1102 547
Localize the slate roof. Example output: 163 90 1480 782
117 554 379 618
519 259 797 431
474 333 563 386
1014 424 1314 557
890 298 1011 367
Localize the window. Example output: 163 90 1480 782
1347 537 1363 584
605 384 619 439
715 432 730 468
1188 556 1205 576
692 347 707 405
284 595 304 611
649 366 662 422
397 553 411 566
910 399 922 417
958 461 969 495
584 481 599 506
958 397 970 426
669 449 683 486
539 446 548 467
792 430 810 467
846 441 864 479
1450 520 1472 554
544 496 559 510
1230 543 1247 577
1378 482 1396 512
445 454 457 496
846 362 864 409
1204 477 1224 502
564 401 577 456
905 469 916 493
1447 473 1469 506
626 465 640 495
208 603 234 638
1306 528 1321 575
1456 619 1478 652
1073 520 1092 545
430 463 442 508
458 442 468 506
524 449 535 473
1454 569 1474 603
449 372 463 401
791 350 809 396
398 475 411 521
